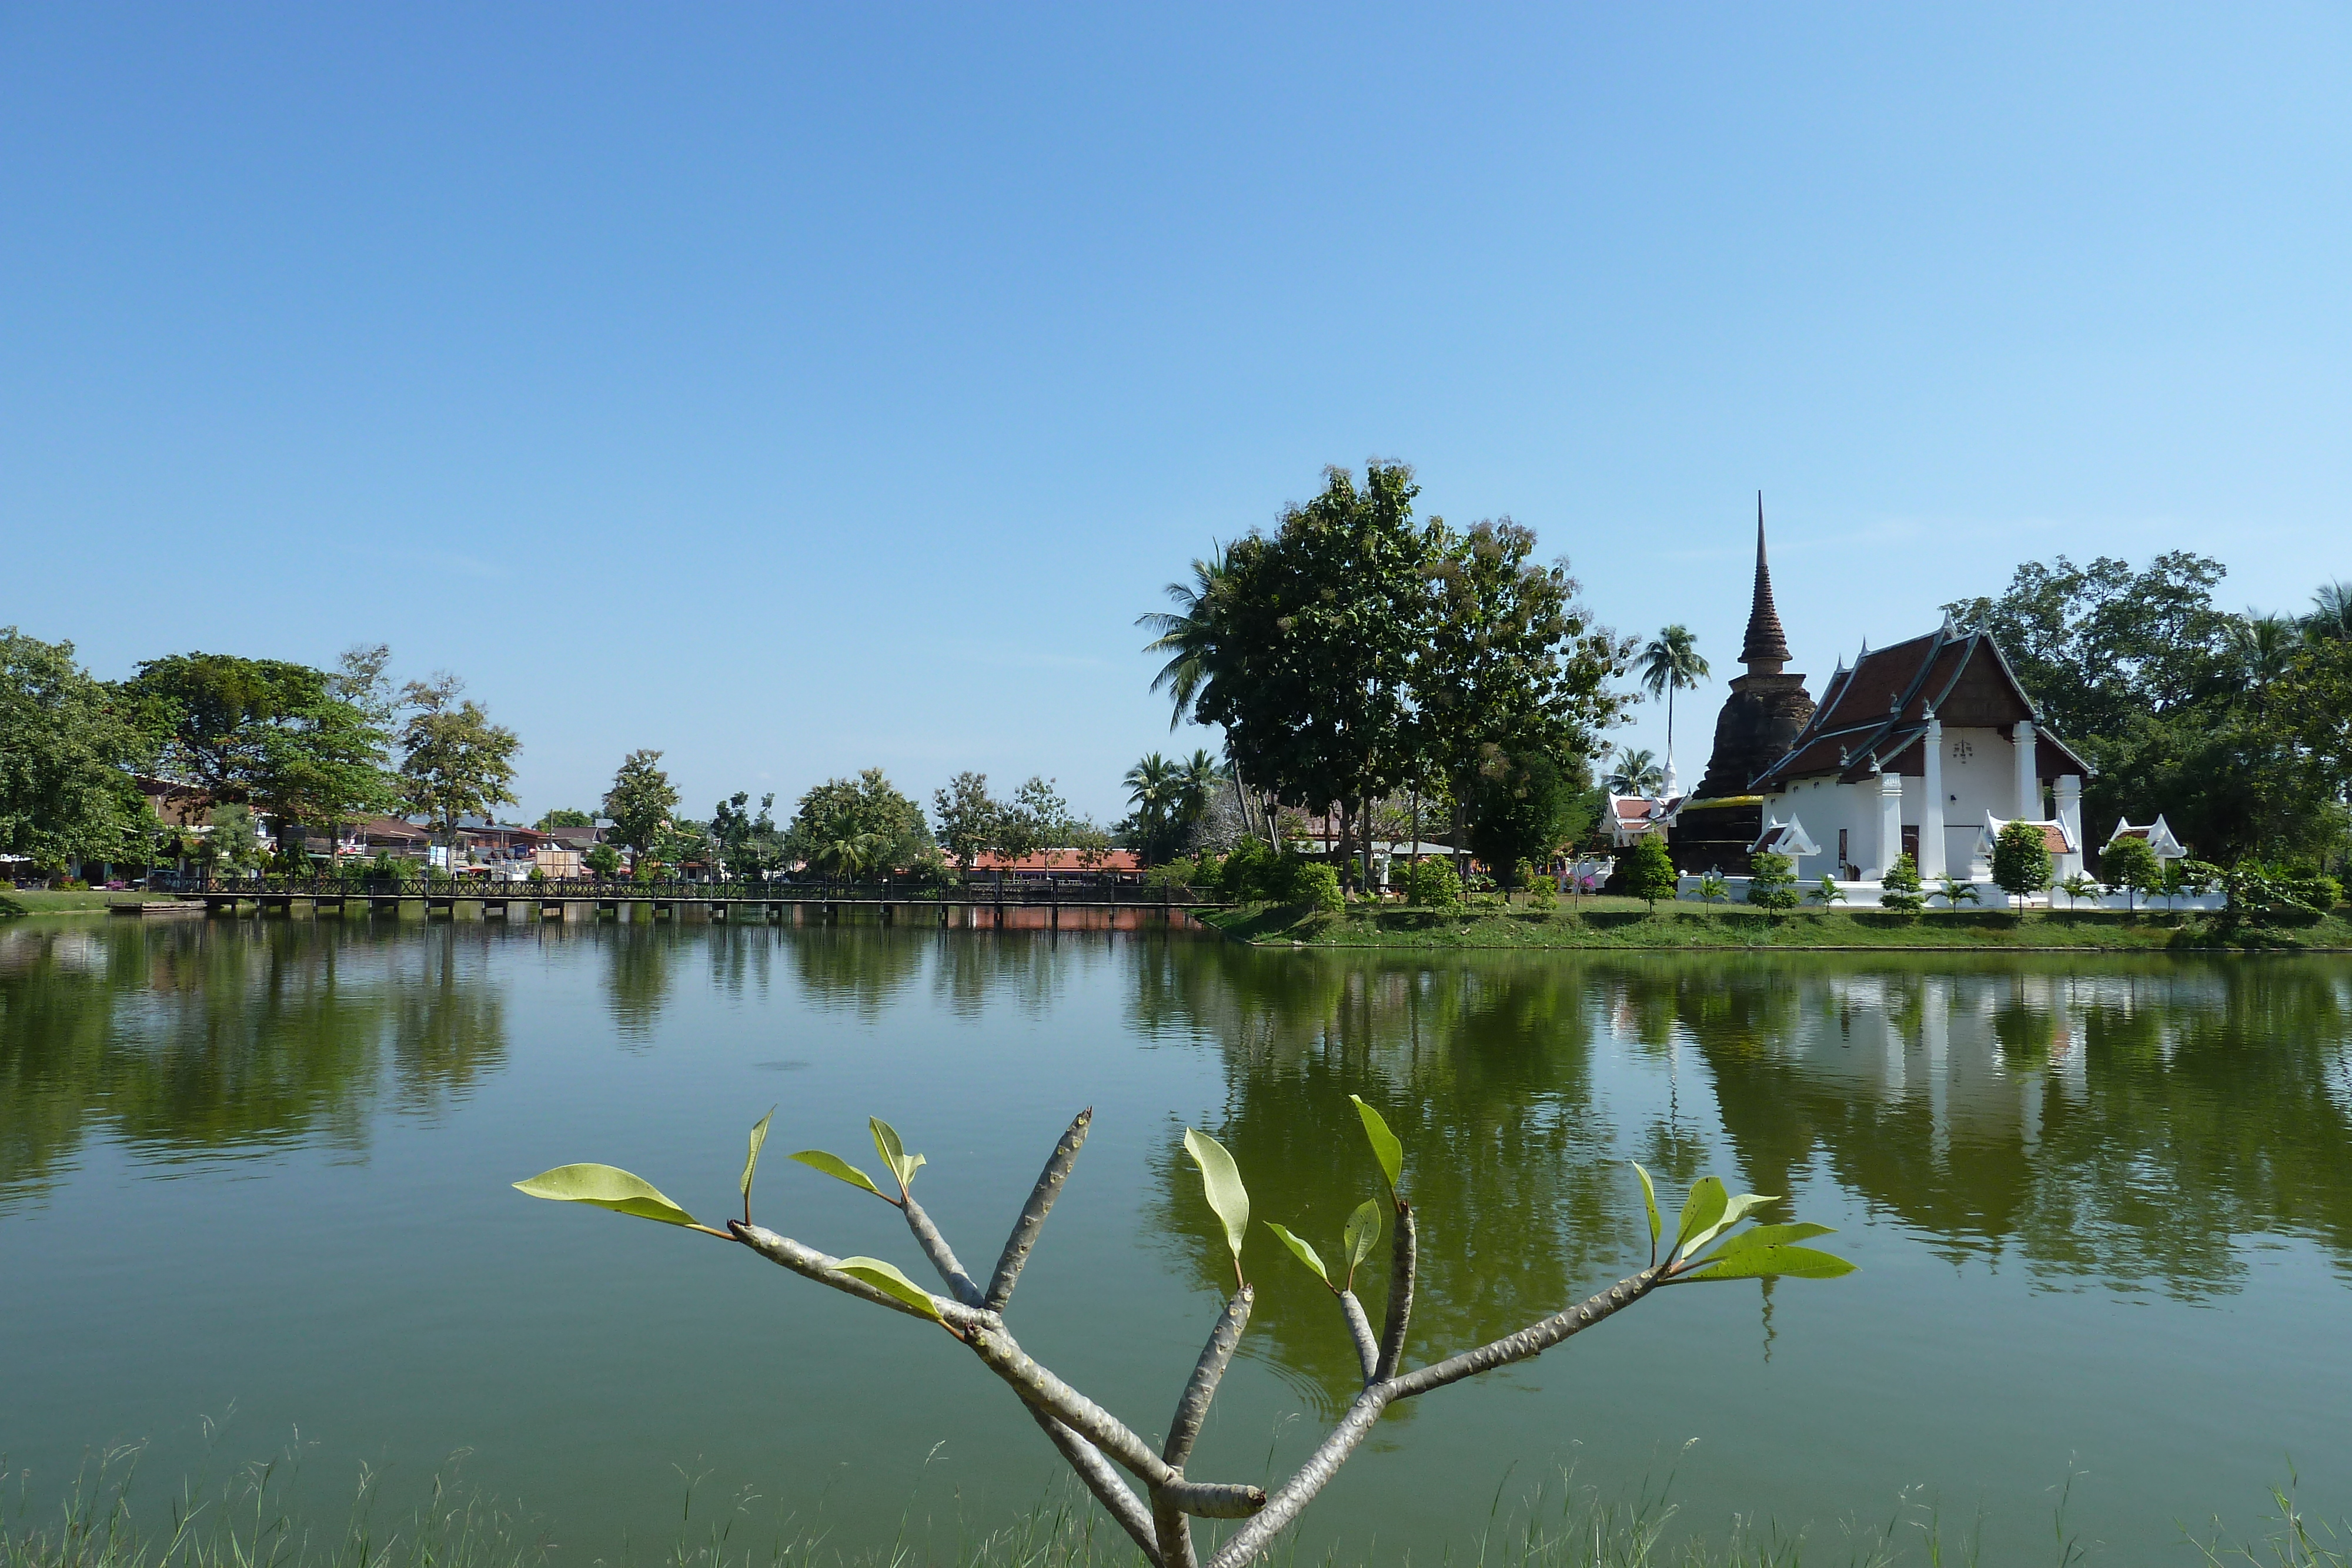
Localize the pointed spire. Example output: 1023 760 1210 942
1738 492 1793 674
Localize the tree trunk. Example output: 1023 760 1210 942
1361 794 1375 895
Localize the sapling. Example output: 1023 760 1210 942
516 1098 1852 1568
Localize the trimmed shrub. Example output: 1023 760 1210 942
1991 819 2053 910
1623 835 1679 910
1746 850 1799 910
1292 862 1344 914
1879 852 1925 914
1402 856 1464 911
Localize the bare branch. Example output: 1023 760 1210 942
899 1192 986 1308
1027 1405 1161 1565
965 1320 1176 1486
1201 1389 1392 1568
1151 1492 1197 1568
987 1108 1093 1310
1161 1480 1267 1519
1336 1291 1378 1386
1385 1266 1663 1400
728 1222 985 1333
1373 1201 1416 1381
1164 1286 1252 1468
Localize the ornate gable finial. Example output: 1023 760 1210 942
1738 492 1793 675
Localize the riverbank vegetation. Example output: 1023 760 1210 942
8 1446 2343 1568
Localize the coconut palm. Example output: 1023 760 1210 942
1636 626 1708 794
2227 612 2301 709
1137 547 1234 730
2305 580 2352 641
806 830 885 882
1603 747 1665 796
1124 752 1178 858
1173 748 1228 838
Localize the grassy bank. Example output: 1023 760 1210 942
0 888 147 916
1201 898 2352 952
5 1448 2342 1568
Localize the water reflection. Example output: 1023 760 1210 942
1133 946 2352 1383
0 920 506 1208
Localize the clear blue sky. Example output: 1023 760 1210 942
7 4 2347 825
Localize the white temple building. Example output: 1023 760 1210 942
1744 615 2090 887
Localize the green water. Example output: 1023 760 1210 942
3 917 2348 1562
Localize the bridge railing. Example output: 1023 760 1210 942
179 876 1217 905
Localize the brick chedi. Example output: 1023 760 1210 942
1671 499 1818 872
1696 500 1816 798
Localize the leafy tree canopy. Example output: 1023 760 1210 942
0 627 150 865
783 768 929 875
602 750 680 855
397 676 519 850
534 808 595 830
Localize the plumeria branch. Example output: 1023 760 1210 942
516 1111 1849 1568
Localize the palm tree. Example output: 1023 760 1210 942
1636 626 1709 794
1173 749 1228 838
2306 580 2352 641
1124 753 1177 858
1137 548 1233 730
2227 611 2301 712
1603 747 1665 796
807 831 884 882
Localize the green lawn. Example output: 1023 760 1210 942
1201 899 2352 951
0 887 161 915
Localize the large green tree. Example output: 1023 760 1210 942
1192 463 1446 889
125 648 397 856
1947 556 2348 867
710 791 784 880
783 768 929 876
0 628 149 869
931 772 1001 872
1416 517 1631 879
602 751 680 858
397 676 520 864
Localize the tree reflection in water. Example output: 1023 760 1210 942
1127 945 2352 1406
0 920 506 1206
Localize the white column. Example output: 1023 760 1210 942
1875 769 1904 880
2013 718 2040 821
1919 714 1947 879
2054 773 2083 880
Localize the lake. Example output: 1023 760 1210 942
3 917 2348 1563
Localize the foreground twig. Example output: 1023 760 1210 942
517 1096 1851 1567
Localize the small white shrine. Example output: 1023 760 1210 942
2107 815 2188 861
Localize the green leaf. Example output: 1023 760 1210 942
1673 1177 1728 1258
833 1256 946 1320
1342 1199 1382 1278
513 1164 697 1228
1184 1128 1251 1267
1632 1161 1662 1251
741 1107 776 1203
1679 1190 1779 1260
868 1117 926 1191
789 1149 888 1200
1348 1095 1404 1197
1264 1222 1331 1287
1681 1243 1856 1283
1696 1222 1835 1263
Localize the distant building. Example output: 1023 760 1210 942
1671 498 2089 887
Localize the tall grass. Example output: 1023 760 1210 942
4 1443 2341 1568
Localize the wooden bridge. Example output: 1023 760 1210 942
175 877 1226 928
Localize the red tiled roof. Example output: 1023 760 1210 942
1754 624 2089 790
968 849 1142 872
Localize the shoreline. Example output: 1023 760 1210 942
1199 900 2352 952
